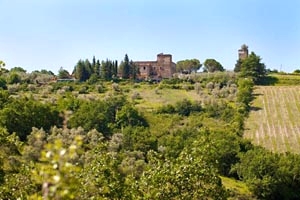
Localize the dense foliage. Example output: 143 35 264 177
0 60 299 199
235 52 267 84
0 95 62 141
176 59 202 73
203 58 224 72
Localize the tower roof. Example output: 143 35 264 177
241 44 248 50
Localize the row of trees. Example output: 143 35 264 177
73 58 119 81
70 56 226 82
176 58 225 73
2 47 265 84
59 54 139 82
70 56 226 81
176 50 266 77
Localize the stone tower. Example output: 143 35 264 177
238 44 249 60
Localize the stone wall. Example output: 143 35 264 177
134 53 176 80
238 44 249 60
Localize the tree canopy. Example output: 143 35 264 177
0 60 5 70
10 67 26 73
0 60 7 75
74 59 93 81
119 54 139 79
203 59 224 72
176 59 201 73
58 67 71 79
0 97 62 141
239 52 266 84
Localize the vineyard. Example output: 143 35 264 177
244 86 300 153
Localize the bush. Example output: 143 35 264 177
194 82 202 94
0 77 7 89
7 84 20 94
7 73 21 84
78 86 88 94
69 96 128 137
236 78 254 112
0 98 63 141
293 69 300 74
95 84 106 93
206 82 214 92
157 100 202 116
175 99 193 116
87 74 98 84
156 104 176 114
112 83 120 92
131 92 142 101
122 126 157 153
182 84 194 91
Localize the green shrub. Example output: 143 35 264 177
0 77 7 89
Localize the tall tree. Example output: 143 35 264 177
176 59 201 73
74 60 85 81
239 52 266 84
0 60 6 75
101 60 113 80
203 59 224 72
74 60 92 81
0 60 5 68
95 59 101 76
129 60 139 80
40 69 54 75
58 67 71 79
92 56 96 73
112 60 118 78
121 54 130 79
84 59 93 75
234 59 243 72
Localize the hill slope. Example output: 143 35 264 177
244 86 300 153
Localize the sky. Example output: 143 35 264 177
0 0 299 73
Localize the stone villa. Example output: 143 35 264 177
134 53 176 80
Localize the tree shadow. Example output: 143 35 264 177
253 93 263 97
250 106 262 111
258 76 279 85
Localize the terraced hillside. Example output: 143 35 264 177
244 86 300 153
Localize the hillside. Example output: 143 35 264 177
244 85 300 153
2 71 300 199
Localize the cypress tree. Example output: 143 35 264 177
92 56 96 74
122 54 130 79
96 59 101 77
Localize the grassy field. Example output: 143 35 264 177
129 85 202 110
221 176 253 199
267 73 300 85
244 86 300 153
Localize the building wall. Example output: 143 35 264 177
238 44 249 60
134 61 156 79
134 53 176 80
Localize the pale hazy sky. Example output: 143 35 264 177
1 0 299 73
